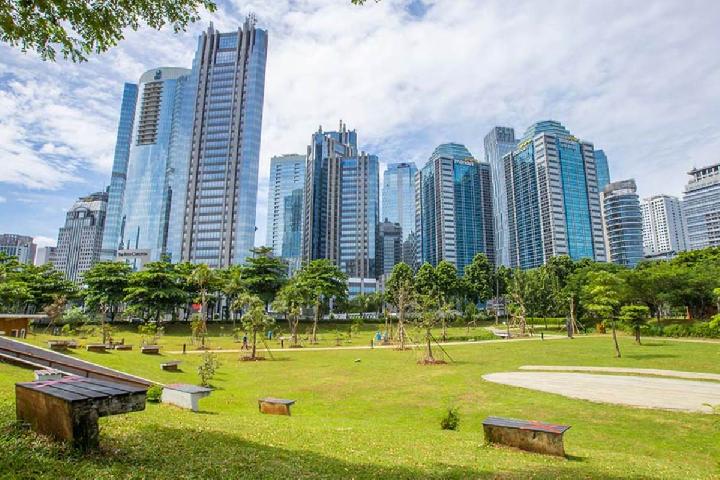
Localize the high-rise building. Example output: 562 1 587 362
34 246 55 266
483 126 516 267
416 143 494 274
117 67 191 263
641 194 687 258
595 149 611 192
377 219 403 277
51 192 108 283
302 122 379 295
682 162 720 250
180 19 268 267
601 179 644 267
504 120 606 269
382 162 417 240
0 234 36 264
266 154 306 271
100 83 138 260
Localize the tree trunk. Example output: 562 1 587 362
611 320 621 358
441 318 447 342
251 330 257 359
635 327 641 345
291 316 299 346
426 332 434 361
311 303 320 344
398 305 405 350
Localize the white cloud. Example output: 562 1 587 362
0 0 719 244
33 236 56 248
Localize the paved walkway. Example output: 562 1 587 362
482 371 720 413
166 334 565 354
519 365 720 382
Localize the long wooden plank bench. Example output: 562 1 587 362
16 376 147 450
141 345 160 354
482 416 570 456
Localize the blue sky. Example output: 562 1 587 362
1 0 719 249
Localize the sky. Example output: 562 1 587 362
1 0 719 251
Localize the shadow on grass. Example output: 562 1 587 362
624 354 678 360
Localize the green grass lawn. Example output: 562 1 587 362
1 331 719 479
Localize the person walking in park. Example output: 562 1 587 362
242 334 249 350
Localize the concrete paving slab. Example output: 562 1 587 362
483 372 720 413
519 365 720 382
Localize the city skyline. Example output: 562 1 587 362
1 1 719 250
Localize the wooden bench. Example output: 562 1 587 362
482 416 570 457
86 344 106 353
140 345 160 355
161 361 181 372
114 344 133 351
258 397 296 416
161 384 211 412
15 376 147 450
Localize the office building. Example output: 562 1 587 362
34 246 55 266
483 126 516 267
0 234 36 264
302 122 379 295
377 220 403 277
180 18 268 267
382 162 417 241
682 162 720 250
601 179 644 267
51 192 108 283
117 67 191 262
504 120 606 269
266 154 306 271
100 83 138 260
416 143 494 274
595 149 611 191
641 194 687 258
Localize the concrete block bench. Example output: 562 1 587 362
16 376 146 450
141 345 160 354
86 344 107 353
48 340 69 351
34 369 64 381
114 344 133 351
160 361 181 372
482 416 570 456
161 384 211 412
258 397 296 416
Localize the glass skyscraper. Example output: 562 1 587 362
601 179 644 267
682 162 720 250
100 83 138 260
504 120 606 269
179 19 268 267
595 149 611 192
381 162 417 270
120 67 190 262
416 143 494 274
483 126 516 267
266 154 306 272
302 122 379 295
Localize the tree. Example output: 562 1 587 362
124 261 187 324
434 260 459 342
582 271 625 357
413 292 442 363
621 305 650 344
1 0 217 62
83 261 132 342
507 268 532 335
295 260 348 344
187 263 219 344
233 293 275 360
385 262 415 350
242 247 288 310
463 253 493 304
272 278 311 347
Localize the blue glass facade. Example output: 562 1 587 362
483 126 516 267
505 120 606 268
381 162 417 241
120 68 190 261
417 144 494 273
595 149 610 192
100 83 138 260
266 154 305 271
602 179 643 266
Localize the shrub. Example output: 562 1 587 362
441 407 460 431
146 385 163 403
197 351 220 387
